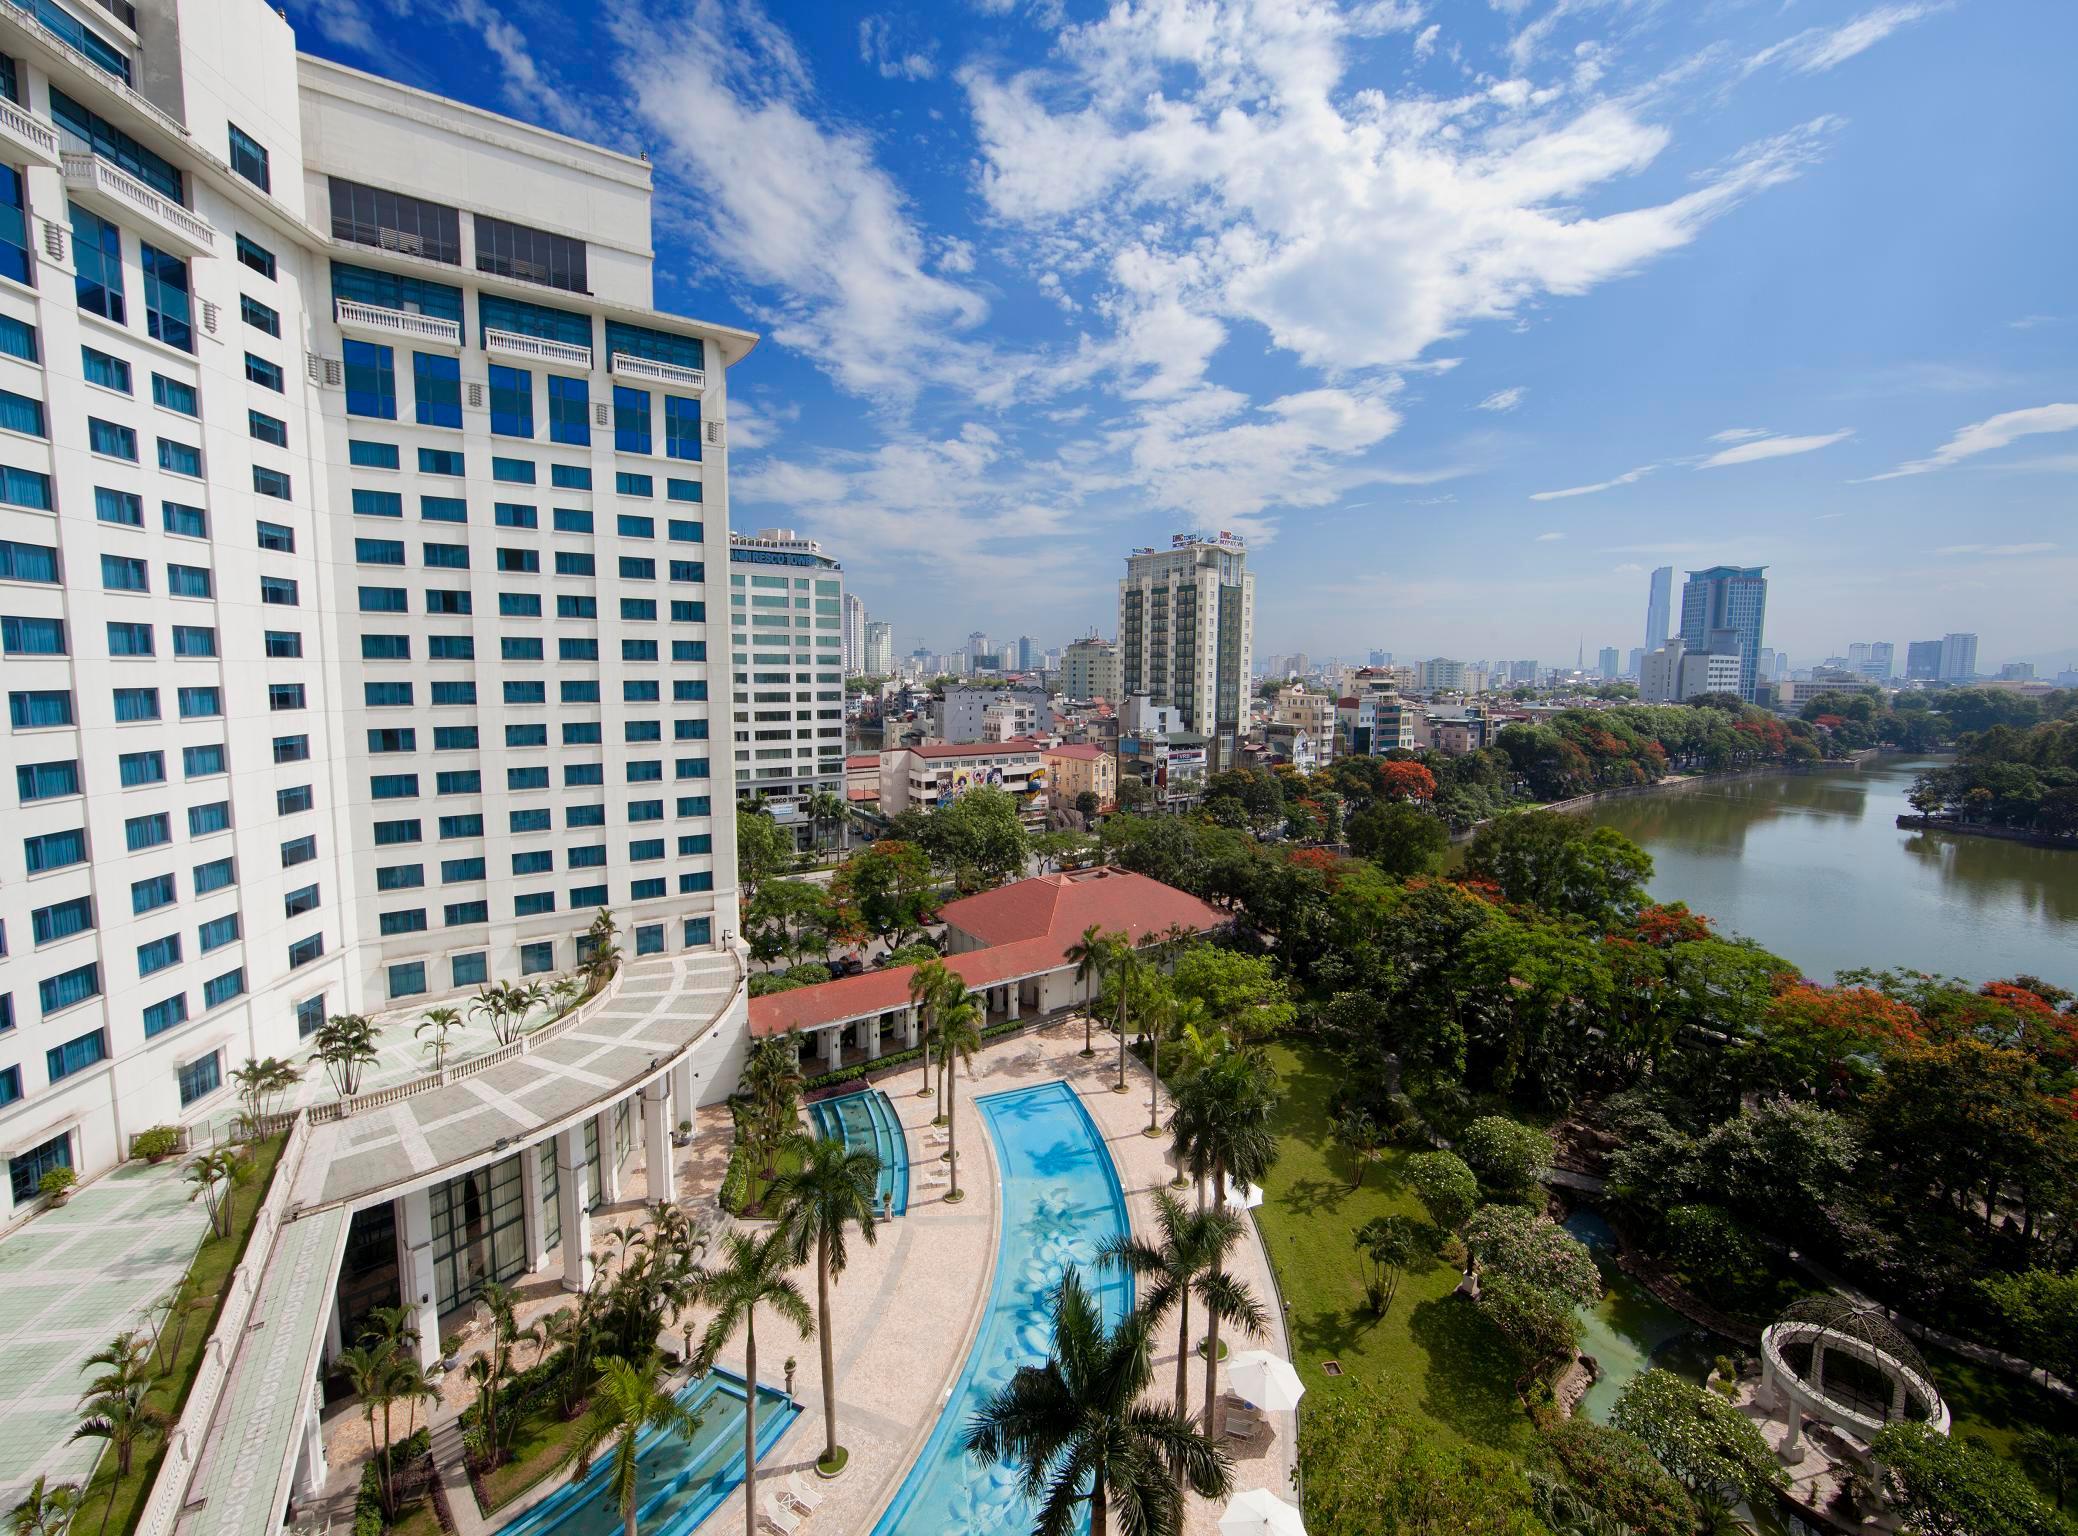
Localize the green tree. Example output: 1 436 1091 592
1539 1416 1697 1536
227 1054 301 1134
1066 922 1106 1058
8 1475 82 1536
736 806 793 907
1457 1116 1553 1202
964 1269 1232 1536
1611 1369 1784 1506
1101 1190 1265 1432
1464 811 1653 930
918 785 1030 892
1332 1108 1387 1190
1169 947 1294 1041
1405 1151 1479 1233
906 957 961 1103
1354 1215 1424 1316
183 1146 249 1240
1477 1273 1582 1383
1871 1422 2066 1536
935 991 983 1200
415 1005 462 1071
770 1134 882 1471
1298 1384 1549 1536
1075 789 1102 819
561 1354 707 1536
1462 1205 1600 1306
692 1231 815 1536
832 840 940 947
1346 801 1449 879
1981 1269 2078 1393
745 878 843 967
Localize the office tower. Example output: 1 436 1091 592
730 530 844 813
2000 661 2035 681
967 630 990 661
1642 640 1742 703
1862 641 1894 680
1678 566 1769 702
1627 646 1645 679
1062 637 1120 702
1939 632 1979 682
1757 647 1777 683
1644 566 1673 651
1419 658 1467 692
0 10 747 1213
863 620 894 677
1367 648 1391 667
1905 640 1942 680
1847 642 1870 671
1509 660 1538 684
842 592 865 677
1014 635 1041 671
1118 533 1254 769
1598 647 1620 681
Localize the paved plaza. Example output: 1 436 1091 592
0 1159 213 1505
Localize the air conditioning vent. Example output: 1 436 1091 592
593 402 611 427
466 382 486 410
703 420 725 448
39 219 64 262
305 352 342 388
198 299 220 336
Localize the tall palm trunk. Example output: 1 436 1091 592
743 1309 759 1536
948 1083 961 1200
1204 1161 1229 1439
1174 1285 1193 1424
1090 1478 1108 1535
1083 977 1095 1055
816 1233 838 1464
1114 969 1129 1092
915 1017 931 1098
1147 1030 1161 1135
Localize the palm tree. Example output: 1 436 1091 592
183 1147 247 1239
1101 1191 1266 1437
935 994 983 1202
228 1055 300 1136
964 1268 1231 1536
8 1475 82 1535
1144 990 1206 1139
416 1006 461 1071
737 1035 805 1193
1104 931 1140 1093
769 1134 882 1471
515 980 550 1032
72 1333 169 1528
906 958 957 1101
312 1013 378 1098
1066 923 1105 1058
1169 1051 1280 1437
561 1355 705 1536
338 1341 408 1517
585 908 621 991
691 1230 815 1536
470 984 512 1047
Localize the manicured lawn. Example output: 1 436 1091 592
477 1399 597 1514
1255 1040 1531 1453
78 1135 288 1536
1923 1338 2078 1501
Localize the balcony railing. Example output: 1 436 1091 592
61 152 214 256
0 96 57 165
335 297 462 347
610 351 705 391
3 0 187 142
485 326 591 369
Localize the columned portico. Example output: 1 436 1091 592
904 1004 919 1048
866 1016 882 1060
393 1189 441 1368
555 1128 593 1292
642 1081 673 1202
519 1144 549 1272
594 1110 623 1205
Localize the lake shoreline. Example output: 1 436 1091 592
1894 814 2077 852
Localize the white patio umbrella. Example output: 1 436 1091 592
1227 1349 1306 1411
1218 1487 1306 1536
1225 1179 1264 1211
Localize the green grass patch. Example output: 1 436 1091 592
477 1400 597 1515
76 1135 288 1536
1256 1040 1531 1454
1922 1338 2078 1504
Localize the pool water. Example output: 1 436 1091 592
492 1370 798 1536
870 1079 1133 1534
807 1088 910 1215
1564 1210 1722 1423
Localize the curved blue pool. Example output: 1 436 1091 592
870 1079 1133 1534
807 1087 910 1214
492 1369 798 1536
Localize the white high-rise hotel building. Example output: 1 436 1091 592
1117 533 1254 770
0 0 751 1210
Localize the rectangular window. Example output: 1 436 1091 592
438 813 482 838
177 687 221 718
435 770 480 795
0 540 59 583
561 680 601 705
203 968 246 1008
177 1050 220 1104
377 909 425 936
613 386 652 454
163 501 207 537
607 320 705 373
31 894 93 945
329 178 460 263
182 743 225 776
71 207 124 322
623 598 657 621
413 351 462 428
520 940 555 975
343 339 397 419
420 495 466 524
423 542 469 569
365 681 413 706
124 812 168 849
552 463 592 490
188 800 231 836
428 634 474 660
284 883 319 917
248 409 288 448
425 589 470 616
106 620 152 655
510 807 551 832
8 688 71 729
359 585 407 613
512 849 554 875
350 441 401 473
199 913 240 952
277 784 313 815
555 551 596 576
570 884 608 908
240 293 281 336
370 773 419 799
142 244 193 351
228 123 270 191
451 951 488 987
95 488 142 526
244 352 283 391
9 1132 71 1201
387 960 427 998
280 834 317 866
475 213 588 292
89 417 137 460
81 346 130 393
273 734 310 763
44 1023 106 1071
372 820 419 846
25 828 87 873
491 455 536 484
167 563 211 598
515 892 555 917
137 932 181 976
0 387 42 437
668 486 704 510
0 315 36 363
619 557 656 580
253 466 292 499
295 995 325 1037
504 681 545 705
237 234 276 279
665 396 702 460
441 855 486 882
353 489 403 518
159 438 202 476
356 538 405 566
260 575 299 605
553 508 593 534
264 630 303 659
151 374 198 415
495 504 538 530
141 993 188 1036
133 873 176 914
116 747 163 784
362 634 410 660
444 901 488 927
101 554 148 592
508 765 549 791
0 467 49 512
488 364 533 438
548 375 589 445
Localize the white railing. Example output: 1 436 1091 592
485 326 591 369
1 0 189 144
334 297 461 346
610 351 705 391
0 95 57 161
135 1111 314 1536
61 152 215 253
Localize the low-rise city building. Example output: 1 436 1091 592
1041 743 1117 812
879 740 1046 816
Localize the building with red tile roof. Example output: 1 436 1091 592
748 869 1226 1064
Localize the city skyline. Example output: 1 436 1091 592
285 0 2078 670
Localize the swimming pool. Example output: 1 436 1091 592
806 1087 910 1215
870 1079 1133 1534
492 1370 798 1536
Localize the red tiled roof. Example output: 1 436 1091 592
747 869 1225 1037
1042 743 1107 762
844 754 879 769
905 739 1041 759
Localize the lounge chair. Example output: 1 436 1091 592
762 1492 804 1533
787 1472 827 1511
1220 1408 1264 1440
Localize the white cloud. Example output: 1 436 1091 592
1709 426 1770 443
1476 387 1527 412
1529 464 1656 500
1748 4 1944 76
1933 543 2057 557
1864 403 2078 480
1698 429 1852 469
1534 531 1564 541
858 14 938 81
2010 314 2067 331
1412 21 1440 59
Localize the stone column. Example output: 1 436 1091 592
671 1057 695 1118
594 1110 622 1205
823 1025 844 1066
555 1128 593 1292
903 1004 919 1048
643 1080 673 1204
1007 983 1022 1022
294 1382 327 1500
1782 1406 1803 1456
518 1144 548 1272
866 1016 882 1061
393 1188 441 1369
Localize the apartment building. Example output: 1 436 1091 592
1041 741 1115 812
0 0 751 1210
1117 532 1253 771
728 526 844 822
879 740 1044 816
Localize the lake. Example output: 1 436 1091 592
1573 757 2077 988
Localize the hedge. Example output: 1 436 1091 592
354 1427 431 1536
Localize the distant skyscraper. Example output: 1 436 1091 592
1119 534 1255 770
1905 640 1942 680
1644 566 1674 651
1627 646 1645 679
864 621 895 677
1862 641 1894 680
1368 649 1391 667
968 631 991 660
1939 632 1979 682
1598 647 1621 681
1678 566 1768 702
1014 636 1042 670
843 593 866 677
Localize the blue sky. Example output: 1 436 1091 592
288 0 2077 673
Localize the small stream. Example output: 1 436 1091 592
1563 1209 1721 1422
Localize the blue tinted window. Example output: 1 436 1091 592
163 501 207 537
332 262 463 322
0 313 35 362
152 374 198 415
488 364 533 438
351 439 400 469
665 396 701 460
25 828 87 872
479 292 591 349
228 123 270 191
419 447 464 476
413 351 462 428
71 206 124 321
88 418 136 459
159 438 202 476
95 487 142 526
0 168 28 289
344 339 397 419
144 995 189 1038
172 625 216 657
81 347 129 393
613 386 651 453
141 244 193 351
